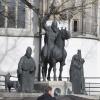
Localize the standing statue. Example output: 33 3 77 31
5 73 11 91
17 47 36 93
69 50 85 94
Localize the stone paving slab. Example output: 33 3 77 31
69 95 99 100
0 92 42 98
0 92 99 100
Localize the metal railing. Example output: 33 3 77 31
0 75 100 95
85 82 100 95
84 77 100 95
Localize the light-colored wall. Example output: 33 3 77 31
0 37 33 74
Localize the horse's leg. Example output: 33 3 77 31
47 63 52 81
5 83 7 91
52 60 57 81
42 62 47 81
8 87 11 92
59 62 64 81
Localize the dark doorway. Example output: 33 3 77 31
73 20 78 32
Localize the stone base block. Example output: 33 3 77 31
34 81 72 96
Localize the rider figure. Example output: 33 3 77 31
42 6 59 60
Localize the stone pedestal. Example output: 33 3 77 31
34 81 72 96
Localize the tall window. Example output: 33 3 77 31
0 0 25 28
0 1 5 27
73 20 78 32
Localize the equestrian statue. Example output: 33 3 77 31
41 4 71 81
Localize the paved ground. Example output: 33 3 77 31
0 92 99 100
56 95 99 100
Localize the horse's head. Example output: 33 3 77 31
61 28 71 40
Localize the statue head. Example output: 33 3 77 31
5 73 11 80
25 47 32 58
77 49 81 57
7 73 11 76
51 20 58 32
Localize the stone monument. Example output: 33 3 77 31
41 3 70 81
69 50 86 94
32 1 72 96
17 47 36 93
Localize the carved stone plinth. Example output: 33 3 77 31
34 81 72 96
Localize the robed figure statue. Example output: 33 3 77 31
17 47 36 93
69 50 85 94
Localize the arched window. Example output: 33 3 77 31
0 1 5 27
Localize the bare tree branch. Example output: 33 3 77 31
57 0 98 14
0 0 99 25
57 0 72 10
20 0 39 15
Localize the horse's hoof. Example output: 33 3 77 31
58 77 62 81
47 77 51 81
43 78 46 81
54 77 57 81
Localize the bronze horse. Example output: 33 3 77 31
41 28 70 81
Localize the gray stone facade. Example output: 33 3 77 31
0 0 39 80
40 0 100 39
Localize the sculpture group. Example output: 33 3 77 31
5 2 86 94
